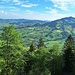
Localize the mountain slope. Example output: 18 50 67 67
42 17 75 27
16 16 75 47
0 17 75 48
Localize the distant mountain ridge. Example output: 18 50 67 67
0 16 75 29
42 16 75 27
0 18 46 25
0 16 75 26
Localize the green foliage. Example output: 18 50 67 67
50 43 60 55
28 47 51 75
0 26 24 75
0 24 75 75
38 37 44 48
48 55 64 75
64 25 72 34
63 35 75 50
63 35 75 72
29 42 36 52
48 44 64 75
1 26 21 46
0 17 75 49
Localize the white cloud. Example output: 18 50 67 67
13 0 19 2
9 7 20 12
21 3 38 8
2 0 11 3
8 6 16 9
0 9 67 20
13 0 22 5
2 0 19 2
12 0 39 8
0 10 7 14
19 10 66 21
50 0 75 10
46 7 58 14
0 8 67 20
1 11 4 13
0 0 38 9
26 10 35 13
0 6 19 12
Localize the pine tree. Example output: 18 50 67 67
63 35 75 72
38 37 44 48
64 35 75 49
29 42 35 52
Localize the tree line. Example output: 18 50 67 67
0 26 75 75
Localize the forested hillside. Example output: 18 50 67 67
0 26 75 75
0 17 75 48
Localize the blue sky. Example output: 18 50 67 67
0 0 75 20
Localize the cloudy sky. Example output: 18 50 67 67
0 0 75 20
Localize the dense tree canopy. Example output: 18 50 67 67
0 26 24 75
0 26 75 75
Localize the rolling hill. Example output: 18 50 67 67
0 17 75 48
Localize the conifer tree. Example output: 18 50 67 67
38 37 44 48
29 42 35 52
63 35 75 72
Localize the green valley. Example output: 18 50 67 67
0 17 75 49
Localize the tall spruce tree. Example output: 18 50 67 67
63 35 75 72
29 42 35 52
38 37 44 48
